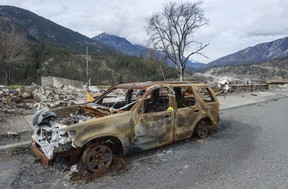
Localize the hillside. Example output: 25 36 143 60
1 5 288 85
0 5 118 54
206 36 288 68
93 33 146 56
0 6 179 85
204 56 288 81
93 33 205 70
0 16 35 41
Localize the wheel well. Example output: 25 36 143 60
193 117 212 136
202 117 212 126
83 136 124 156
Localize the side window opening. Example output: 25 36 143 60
143 87 169 113
197 87 215 102
174 86 195 108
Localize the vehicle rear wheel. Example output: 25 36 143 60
195 120 209 139
81 144 113 173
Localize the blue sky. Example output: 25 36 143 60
1 0 288 63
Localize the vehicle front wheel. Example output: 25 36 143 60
81 144 113 173
195 120 209 139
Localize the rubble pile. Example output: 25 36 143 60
38 85 86 108
0 86 35 115
59 109 95 125
0 83 86 116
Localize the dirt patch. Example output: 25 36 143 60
69 155 127 185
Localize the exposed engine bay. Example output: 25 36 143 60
31 87 134 159
31 106 100 159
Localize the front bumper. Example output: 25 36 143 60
31 140 82 166
31 141 52 166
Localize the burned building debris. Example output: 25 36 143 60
0 82 89 141
0 83 86 116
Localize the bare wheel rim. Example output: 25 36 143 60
197 120 208 138
82 144 113 173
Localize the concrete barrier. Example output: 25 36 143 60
41 76 85 90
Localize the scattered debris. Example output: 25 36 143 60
7 131 18 136
0 83 86 116
70 164 78 173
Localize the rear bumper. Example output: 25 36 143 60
31 141 53 166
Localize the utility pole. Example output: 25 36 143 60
86 46 89 89
160 65 166 81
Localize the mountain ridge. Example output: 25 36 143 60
93 33 206 70
206 36 288 68
0 5 118 54
92 33 146 57
3 5 287 73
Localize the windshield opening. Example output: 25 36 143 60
94 87 146 111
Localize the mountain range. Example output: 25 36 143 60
92 33 146 57
1 5 288 71
96 32 288 70
206 36 288 68
93 33 206 70
0 5 117 54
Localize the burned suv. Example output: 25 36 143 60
32 81 219 173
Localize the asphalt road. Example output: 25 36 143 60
1 97 288 189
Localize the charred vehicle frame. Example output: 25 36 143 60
31 81 220 173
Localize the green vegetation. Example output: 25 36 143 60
6 85 22 90
0 6 178 85
0 39 177 85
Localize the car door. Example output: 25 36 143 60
131 86 174 152
173 86 201 141
195 86 220 127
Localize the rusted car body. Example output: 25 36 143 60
31 81 219 172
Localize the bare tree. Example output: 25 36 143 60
145 1 208 81
143 49 169 80
0 31 28 85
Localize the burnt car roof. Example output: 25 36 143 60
115 81 202 90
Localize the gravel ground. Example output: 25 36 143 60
0 98 288 189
